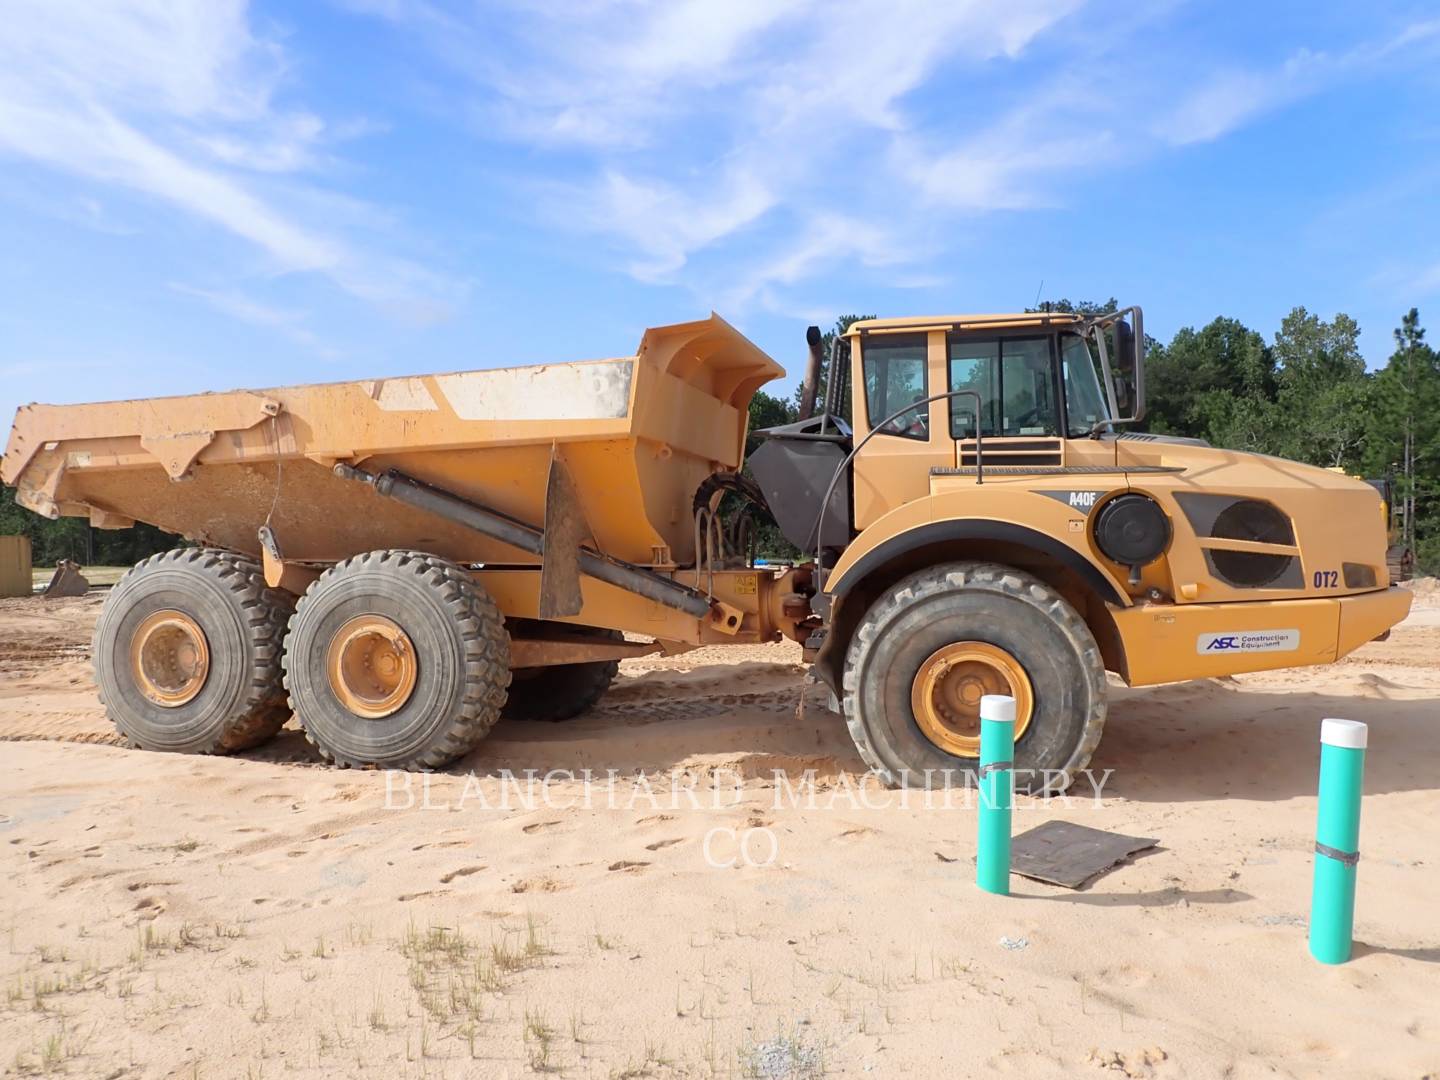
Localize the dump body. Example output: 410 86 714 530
2 315 782 570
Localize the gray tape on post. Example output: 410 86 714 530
1315 841 1359 867
978 761 1013 778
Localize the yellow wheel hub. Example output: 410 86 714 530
910 641 1033 757
326 615 418 719
130 610 210 708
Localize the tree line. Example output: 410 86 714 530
3 302 1436 573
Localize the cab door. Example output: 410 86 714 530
850 330 952 532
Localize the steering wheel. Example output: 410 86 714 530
1010 405 1040 429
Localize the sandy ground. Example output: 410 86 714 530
1 586 1438 1078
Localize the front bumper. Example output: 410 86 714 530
1112 587 1413 687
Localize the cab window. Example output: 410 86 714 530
861 334 929 439
947 335 1059 438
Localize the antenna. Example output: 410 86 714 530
1033 279 1045 309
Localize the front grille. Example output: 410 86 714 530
1205 550 1301 589
1177 494 1300 589
1211 500 1295 546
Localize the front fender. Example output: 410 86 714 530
825 488 1129 608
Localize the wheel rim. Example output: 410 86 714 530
130 610 210 708
910 641 1034 758
326 614 418 719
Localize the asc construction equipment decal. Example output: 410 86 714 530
1196 629 1301 654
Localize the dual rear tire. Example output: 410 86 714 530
95 549 293 754
95 547 614 770
282 550 511 769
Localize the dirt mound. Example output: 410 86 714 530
1405 576 1440 602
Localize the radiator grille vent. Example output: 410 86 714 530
1176 494 1300 589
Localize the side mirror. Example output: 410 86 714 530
1109 309 1145 424
1087 306 1146 430
1112 321 1133 411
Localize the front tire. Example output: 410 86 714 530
842 562 1105 794
283 550 510 769
93 548 292 754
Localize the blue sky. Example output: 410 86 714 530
2 1 1439 422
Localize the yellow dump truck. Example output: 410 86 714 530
1 309 1411 789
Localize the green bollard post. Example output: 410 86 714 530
976 694 1016 896
1309 718 1367 965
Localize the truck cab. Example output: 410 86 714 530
749 307 1410 792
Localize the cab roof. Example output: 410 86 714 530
844 312 1086 337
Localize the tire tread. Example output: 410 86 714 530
97 547 293 753
282 549 510 769
841 560 1106 793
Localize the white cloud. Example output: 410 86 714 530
721 213 905 314
339 0 1440 321
565 168 777 281
0 98 344 272
169 283 340 359
1164 20 1440 146
1415 263 1440 295
895 86 1116 213
351 0 1087 302
1165 56 1323 147
0 0 456 325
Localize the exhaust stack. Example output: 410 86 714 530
797 325 824 421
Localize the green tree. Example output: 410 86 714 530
1269 307 1369 469
1029 297 1118 318
1363 309 1440 569
746 389 796 456
1144 317 1276 444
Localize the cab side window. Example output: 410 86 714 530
861 334 929 440
948 340 998 438
948 335 1059 438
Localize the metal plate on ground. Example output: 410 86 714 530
1010 820 1159 889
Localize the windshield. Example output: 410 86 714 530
1060 333 1110 436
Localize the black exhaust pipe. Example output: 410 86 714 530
797 325 824 421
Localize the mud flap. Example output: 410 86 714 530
538 448 588 619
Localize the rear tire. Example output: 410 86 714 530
283 550 510 769
842 561 1105 794
502 626 622 722
94 548 292 754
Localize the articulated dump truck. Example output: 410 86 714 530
1 310 1412 790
